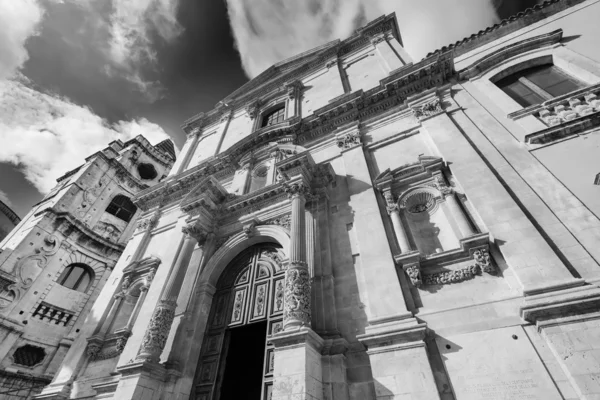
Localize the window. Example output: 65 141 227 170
105 195 137 222
58 264 93 292
495 64 584 107
261 104 286 127
137 163 157 180
13 345 45 367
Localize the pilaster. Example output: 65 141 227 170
335 122 412 325
413 89 578 293
270 328 324 400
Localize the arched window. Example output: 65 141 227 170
261 104 286 127
58 264 93 292
495 64 584 107
105 195 137 223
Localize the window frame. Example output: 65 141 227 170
494 63 585 108
58 264 94 292
260 103 286 128
105 194 137 223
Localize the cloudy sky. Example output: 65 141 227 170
0 0 540 217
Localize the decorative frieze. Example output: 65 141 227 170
406 246 498 288
412 99 443 120
267 214 291 230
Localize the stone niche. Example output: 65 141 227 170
436 326 562 400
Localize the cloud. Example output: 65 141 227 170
105 0 183 98
0 0 44 79
0 76 172 193
0 189 13 208
225 0 499 78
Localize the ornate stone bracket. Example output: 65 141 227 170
245 100 261 120
403 263 422 287
136 214 159 232
285 80 304 100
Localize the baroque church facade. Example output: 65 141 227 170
2 0 600 398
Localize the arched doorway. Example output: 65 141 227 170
194 243 286 400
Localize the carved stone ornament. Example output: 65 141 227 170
370 34 386 46
473 248 496 275
145 266 157 284
268 214 291 230
136 214 158 231
136 299 177 362
121 276 131 291
336 131 361 150
86 342 102 360
435 175 454 197
283 267 311 328
245 100 260 120
403 263 422 287
412 99 443 120
284 182 311 199
242 222 256 238
182 224 207 244
115 337 128 354
417 247 497 287
422 265 479 286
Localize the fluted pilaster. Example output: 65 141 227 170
384 191 412 254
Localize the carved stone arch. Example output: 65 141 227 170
202 224 290 288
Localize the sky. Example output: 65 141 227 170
0 0 541 217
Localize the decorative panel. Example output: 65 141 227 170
251 282 269 321
263 382 273 400
265 348 275 376
210 293 229 328
202 334 222 356
198 358 218 384
271 278 285 314
235 267 250 285
256 263 271 280
269 319 284 336
230 287 248 325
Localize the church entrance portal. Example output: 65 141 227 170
194 244 286 400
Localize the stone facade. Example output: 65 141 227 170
0 136 174 399
6 1 600 399
0 201 20 243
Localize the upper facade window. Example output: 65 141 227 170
261 104 286 128
137 163 158 180
58 264 93 292
106 195 137 223
495 64 584 107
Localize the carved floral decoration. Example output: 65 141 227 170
412 99 443 120
136 299 177 362
283 267 311 327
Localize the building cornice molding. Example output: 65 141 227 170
139 52 453 211
37 208 125 255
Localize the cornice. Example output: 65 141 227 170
181 14 402 134
457 29 563 80
426 0 585 59
39 208 126 254
141 52 454 211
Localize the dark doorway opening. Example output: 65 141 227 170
219 321 268 400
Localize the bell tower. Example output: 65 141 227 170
0 136 175 395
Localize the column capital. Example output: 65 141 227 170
284 182 311 200
245 99 260 120
409 96 444 121
336 129 361 150
182 224 208 244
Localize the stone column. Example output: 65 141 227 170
136 225 205 363
283 183 311 330
383 191 412 254
444 190 475 239
124 286 148 332
285 81 303 119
